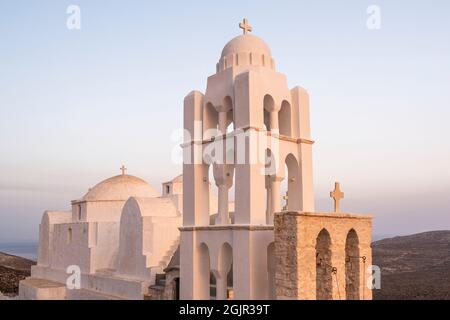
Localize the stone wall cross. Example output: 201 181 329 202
239 18 252 34
330 182 344 213
120 165 127 175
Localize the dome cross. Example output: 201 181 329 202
239 18 252 35
120 165 127 176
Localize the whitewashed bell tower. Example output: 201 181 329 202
180 19 315 300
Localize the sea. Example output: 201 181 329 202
0 242 38 261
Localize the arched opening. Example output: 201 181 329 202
207 165 219 225
267 242 276 299
345 229 360 300
227 165 236 224
263 110 270 131
77 205 82 221
226 116 234 133
263 95 275 131
204 102 219 140
316 229 332 300
217 242 233 300
210 159 235 226
279 101 292 136
284 154 301 211
226 265 234 299
280 162 288 211
198 243 211 299
210 272 217 299
202 161 219 225
264 149 277 224
223 96 234 134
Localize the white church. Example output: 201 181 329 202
20 20 373 300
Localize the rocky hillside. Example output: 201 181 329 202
0 252 35 296
372 230 450 300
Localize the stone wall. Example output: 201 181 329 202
145 287 165 300
274 211 372 300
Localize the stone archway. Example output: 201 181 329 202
345 229 360 300
315 229 332 300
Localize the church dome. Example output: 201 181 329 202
81 174 159 202
217 32 275 72
221 34 272 59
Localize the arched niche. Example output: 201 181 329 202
198 242 211 299
284 154 301 211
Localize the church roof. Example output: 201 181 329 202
79 174 159 202
171 174 183 183
221 34 272 59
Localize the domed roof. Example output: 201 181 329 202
221 34 272 59
81 174 159 202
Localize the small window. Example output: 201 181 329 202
166 185 171 195
67 228 73 244
78 205 82 221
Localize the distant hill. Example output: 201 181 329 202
372 230 450 300
0 252 35 296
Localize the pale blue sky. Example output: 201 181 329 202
1 0 449 241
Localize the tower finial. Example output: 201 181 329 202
239 18 252 35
